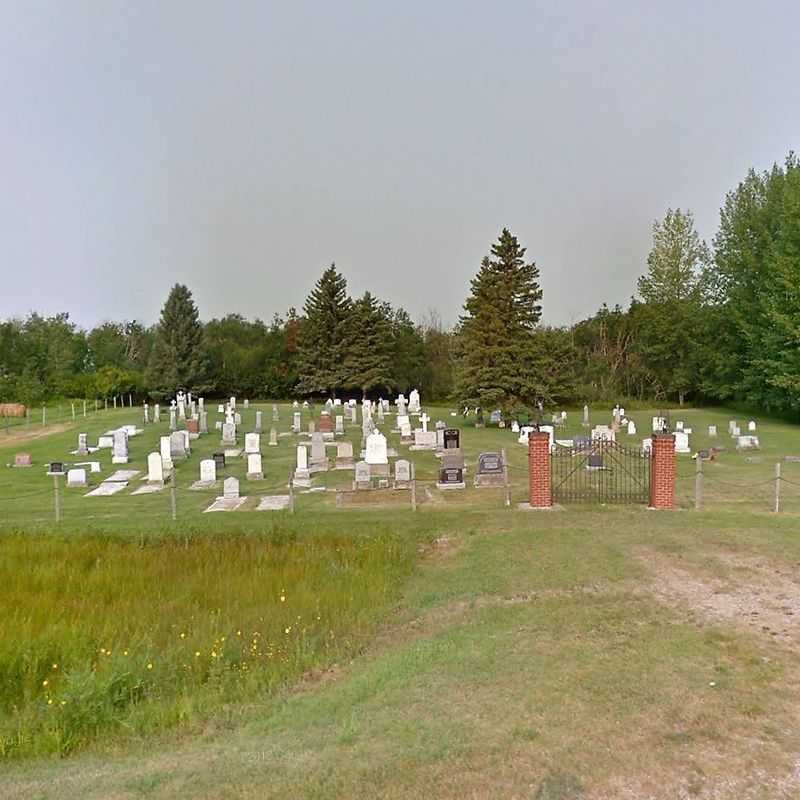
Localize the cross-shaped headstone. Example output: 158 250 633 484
420 412 430 433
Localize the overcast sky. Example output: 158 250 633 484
1 1 798 330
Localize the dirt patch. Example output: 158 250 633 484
0 422 74 448
638 548 800 650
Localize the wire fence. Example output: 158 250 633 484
0 396 139 435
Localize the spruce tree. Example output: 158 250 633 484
147 284 208 399
296 264 351 397
456 228 543 412
343 292 393 397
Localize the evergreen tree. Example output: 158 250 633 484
296 264 351 397
343 292 393 397
456 228 543 412
147 284 208 399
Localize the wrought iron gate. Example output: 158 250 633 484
551 439 651 505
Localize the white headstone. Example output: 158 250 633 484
200 459 216 483
160 436 173 469
674 431 691 453
223 476 239 499
627 420 637 435
67 468 87 487
708 425 717 437
748 420 757 432
245 432 261 454
112 430 129 464
147 452 164 484
247 452 263 479
221 422 237 445
395 459 411 483
365 431 388 464
296 445 308 471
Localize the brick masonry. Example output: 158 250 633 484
650 433 676 509
528 432 552 508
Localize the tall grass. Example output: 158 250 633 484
0 523 415 759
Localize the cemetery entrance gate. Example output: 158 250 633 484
550 438 651 505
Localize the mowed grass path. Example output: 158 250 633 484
3 404 800 797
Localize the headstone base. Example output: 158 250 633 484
368 463 390 478
247 471 264 481
437 481 466 490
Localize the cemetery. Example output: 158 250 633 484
3 8 800 792
5 393 800 799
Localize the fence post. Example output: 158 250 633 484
411 462 417 512
170 470 178 521
71 403 75 421
42 405 46 427
83 400 87 418
502 447 510 507
53 474 61 523
775 462 781 513
694 455 703 511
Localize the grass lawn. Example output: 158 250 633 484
2 403 800 798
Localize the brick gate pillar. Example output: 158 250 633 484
650 433 676 509
528 432 552 508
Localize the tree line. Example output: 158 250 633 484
1 152 799 414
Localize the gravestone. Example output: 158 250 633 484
627 420 637 436
247 452 264 480
518 426 533 445
335 415 344 435
736 435 760 450
490 409 502 425
310 432 327 468
170 431 187 460
221 422 237 445
199 411 208 434
675 421 684 431
394 458 411 488
475 452 505 487
269 427 278 446
444 429 460 450
354 460 371 489
319 414 334 441
308 421 315 435
244 399 249 409
48 461 65 476
708 425 717 437
642 438 652 452
511 421 520 434
748 420 757 432
154 403 161 423
14 452 32 468
583 405 589 426
438 450 465 489
160 436 173 470
591 425 615 442
186 418 199 436
213 451 226 471
294 445 311 488
169 408 177 431
408 389 421 415
67 468 87 488
272 404 280 422
112 430 129 464
223 476 240 499
245 432 261 454
292 412 301 433
147 452 164 485
234 413 242 426
200 459 217 483
335 440 355 469
77 433 89 455
674 431 691 453
255 411 263 433
365 430 389 477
